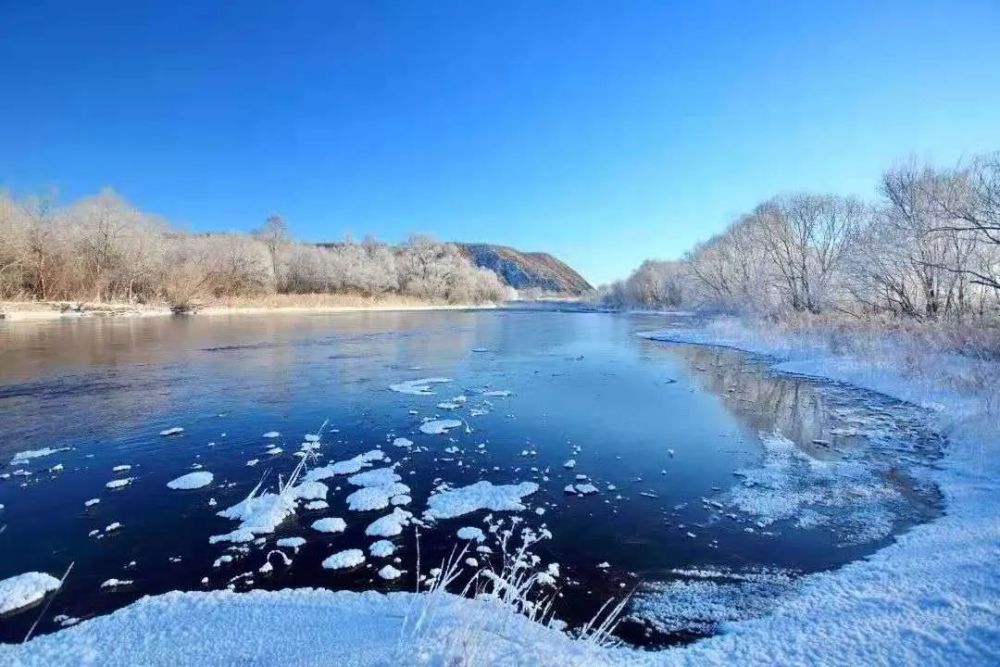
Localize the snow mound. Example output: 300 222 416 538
0 572 62 615
425 481 539 520
166 471 214 490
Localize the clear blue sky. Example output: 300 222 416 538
2 1 999 285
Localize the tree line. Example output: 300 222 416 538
0 189 511 307
603 152 1000 324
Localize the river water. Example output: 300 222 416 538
0 308 942 645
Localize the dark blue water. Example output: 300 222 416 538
0 309 941 645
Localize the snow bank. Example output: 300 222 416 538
0 572 61 615
425 481 539 520
166 471 214 490
632 320 1000 665
0 589 620 666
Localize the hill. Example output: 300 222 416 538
455 243 593 295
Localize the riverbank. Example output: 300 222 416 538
0 295 497 322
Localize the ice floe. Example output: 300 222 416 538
456 526 485 542
0 572 61 615
312 517 347 533
424 481 539 520
388 377 452 395
369 540 395 557
159 427 184 437
378 565 403 580
365 508 413 537
303 450 387 482
321 549 365 570
419 419 463 435
166 471 214 490
9 447 69 466
105 478 134 490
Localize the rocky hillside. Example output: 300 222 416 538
456 243 593 295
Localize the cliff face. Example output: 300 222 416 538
456 243 593 295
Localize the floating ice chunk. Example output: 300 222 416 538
563 459 576 469
369 540 395 557
346 482 411 512
112 465 132 473
49 463 64 473
263 431 280 439
265 446 283 455
303 434 320 443
464 558 479 567
276 537 306 551
389 377 452 395
106 478 134 490
0 572 61 615
365 508 413 537
564 484 577 495
575 483 599 495
482 390 513 397
303 450 387 482
9 447 68 466
378 565 403 580
392 437 413 449
390 494 411 506
312 517 347 533
457 526 485 542
597 561 610 569
425 481 539 520
160 427 184 437
246 459 260 467
105 522 122 532
290 481 328 502
419 419 463 435
348 467 401 488
321 549 365 570
436 401 462 410
304 500 329 510
84 498 100 507
167 471 214 490
100 578 132 589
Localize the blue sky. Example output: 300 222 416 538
2 1 999 285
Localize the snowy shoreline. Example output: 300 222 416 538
3 318 997 665
0 300 497 322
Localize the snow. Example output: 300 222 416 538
0 572 61 615
424 481 539 520
166 471 214 490
419 419 463 435
321 549 365 570
311 517 347 534
388 377 453 395
9 447 68 466
159 427 184 436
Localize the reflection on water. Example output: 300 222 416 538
0 310 942 646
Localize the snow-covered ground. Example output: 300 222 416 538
3 317 997 665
